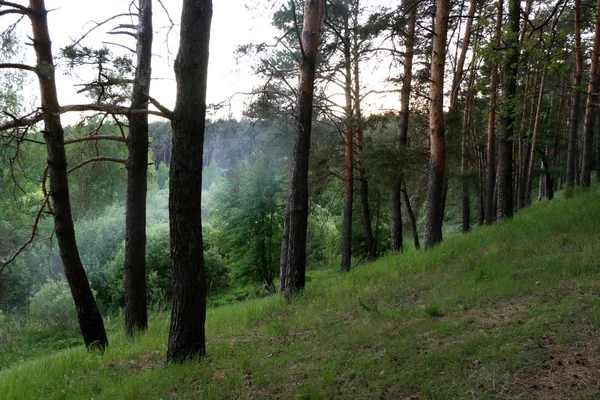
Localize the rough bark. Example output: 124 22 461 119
423 0 450 248
566 0 583 191
28 0 107 350
352 4 376 261
279 0 325 295
485 0 503 225
341 25 353 272
124 0 152 337
167 0 212 363
401 180 420 250
581 0 600 187
390 0 416 253
497 0 520 220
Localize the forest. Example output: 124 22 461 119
1 0 600 398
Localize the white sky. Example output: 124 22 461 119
4 0 399 123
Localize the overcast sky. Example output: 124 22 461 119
4 0 397 123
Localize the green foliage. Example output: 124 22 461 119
207 153 286 288
28 280 77 329
1 186 600 398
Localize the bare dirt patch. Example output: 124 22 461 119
511 335 600 399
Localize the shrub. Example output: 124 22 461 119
29 279 77 329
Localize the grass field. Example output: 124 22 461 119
1 186 599 399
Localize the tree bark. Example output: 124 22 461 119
124 0 152 337
497 0 520 220
341 25 353 272
401 179 420 250
485 0 503 225
461 66 476 233
567 0 583 191
525 66 547 205
390 0 416 253
279 0 325 295
423 0 450 248
581 0 600 187
28 0 107 350
167 0 212 363
352 2 376 261
449 0 477 110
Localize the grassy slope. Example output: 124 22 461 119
1 186 600 399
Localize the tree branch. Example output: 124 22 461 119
146 95 173 120
0 194 49 274
67 156 126 174
0 63 37 74
64 135 127 145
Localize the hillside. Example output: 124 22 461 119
1 186 599 399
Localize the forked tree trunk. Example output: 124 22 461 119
497 0 520 220
124 0 152 337
341 25 353 272
567 0 583 191
449 0 477 110
390 0 416 253
401 180 420 250
485 0 503 225
423 0 450 248
280 0 325 295
167 0 212 363
28 0 107 350
581 0 600 187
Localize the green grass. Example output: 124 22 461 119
2 185 600 399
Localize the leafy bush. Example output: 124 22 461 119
28 279 77 329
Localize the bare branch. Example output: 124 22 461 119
71 13 137 48
146 94 173 120
64 135 127 145
0 194 49 274
0 63 37 73
0 1 31 15
67 156 126 174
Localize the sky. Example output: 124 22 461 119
3 0 398 123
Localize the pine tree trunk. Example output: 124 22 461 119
525 66 547 205
390 0 416 254
167 0 212 363
497 0 520 220
401 180 420 250
124 0 152 337
567 0 583 191
280 0 325 295
485 0 503 225
341 24 354 272
352 3 376 261
581 0 600 187
423 0 450 248
461 65 476 233
28 0 107 350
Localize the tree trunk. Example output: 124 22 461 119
390 0 416 254
485 0 503 225
461 66 476 233
280 0 325 295
28 0 107 350
423 0 450 248
341 24 353 272
401 180 420 250
352 3 376 261
167 0 212 363
581 0 600 187
449 0 477 110
525 66 547 205
567 0 583 191
497 0 520 220
124 0 152 337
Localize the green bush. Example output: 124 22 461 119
28 279 77 329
